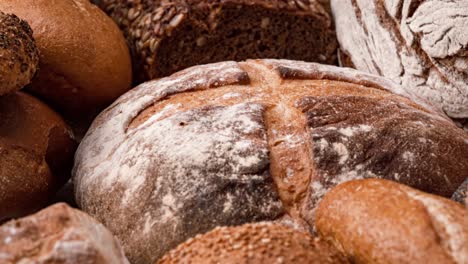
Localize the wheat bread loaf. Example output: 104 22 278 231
316 178 468 264
95 0 336 82
73 59 468 263
0 92 77 222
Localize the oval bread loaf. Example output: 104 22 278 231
73 59 468 263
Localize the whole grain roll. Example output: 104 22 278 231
158 222 348 264
330 0 468 128
0 203 129 264
315 179 468 264
73 59 468 263
0 0 132 120
0 92 77 222
0 12 38 96
95 0 337 82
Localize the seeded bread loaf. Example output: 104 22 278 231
95 0 336 82
0 203 129 264
330 0 468 129
0 12 38 96
0 0 132 120
158 222 348 264
316 179 468 264
73 59 468 263
0 92 77 222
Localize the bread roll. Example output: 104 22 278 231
0 0 132 119
330 0 468 128
95 0 336 82
0 12 38 96
0 92 77 222
158 222 348 264
316 178 468 264
73 59 468 263
0 203 129 264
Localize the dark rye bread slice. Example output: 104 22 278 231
0 12 38 95
94 0 336 82
73 59 468 264
330 0 468 129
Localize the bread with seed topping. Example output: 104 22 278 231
73 59 468 263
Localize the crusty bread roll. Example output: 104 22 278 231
330 0 468 128
95 0 336 82
0 0 132 120
0 92 77 222
0 12 38 96
0 203 129 264
158 222 348 264
73 59 468 263
316 178 468 264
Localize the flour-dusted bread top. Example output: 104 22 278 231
158 222 349 264
0 203 129 264
330 0 468 127
316 179 468 264
73 59 468 263
95 0 336 82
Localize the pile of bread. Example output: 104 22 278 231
0 0 466 263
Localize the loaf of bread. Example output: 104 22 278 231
158 222 348 264
330 0 468 128
73 59 468 263
316 178 468 264
95 0 337 82
0 203 129 264
0 12 38 96
0 0 132 120
0 92 76 222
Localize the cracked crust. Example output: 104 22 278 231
73 59 468 263
94 0 336 82
0 12 39 95
331 0 468 128
0 92 77 222
0 203 129 264
316 179 468 264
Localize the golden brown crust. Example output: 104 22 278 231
0 0 132 120
158 222 349 264
0 92 77 222
0 12 39 95
315 179 468 264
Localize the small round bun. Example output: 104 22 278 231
0 0 132 119
0 12 39 95
158 222 348 264
0 92 77 222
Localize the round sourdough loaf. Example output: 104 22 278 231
0 0 132 120
73 59 468 263
94 0 336 82
0 92 77 222
0 12 38 96
158 222 348 264
330 0 468 128
316 179 468 264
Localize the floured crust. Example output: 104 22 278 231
73 59 468 263
316 179 468 264
158 222 349 264
330 0 468 127
0 203 129 264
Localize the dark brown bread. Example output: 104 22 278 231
330 0 468 129
95 0 336 82
316 179 468 264
0 12 38 96
158 222 349 264
0 0 132 120
0 92 77 222
73 59 468 263
0 203 129 264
